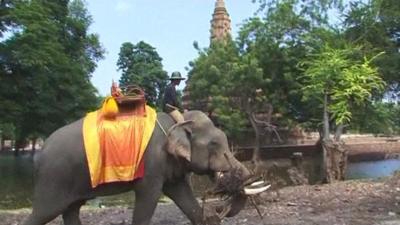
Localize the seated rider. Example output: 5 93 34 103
163 71 185 113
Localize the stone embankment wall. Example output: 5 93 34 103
234 134 400 162
344 136 400 161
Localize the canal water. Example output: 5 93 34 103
346 159 400 179
1 153 400 210
0 153 33 210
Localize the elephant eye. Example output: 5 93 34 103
184 129 192 139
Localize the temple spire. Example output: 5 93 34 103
182 0 232 110
210 0 231 42
215 0 226 8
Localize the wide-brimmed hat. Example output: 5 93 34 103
169 71 185 80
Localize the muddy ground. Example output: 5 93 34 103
1 174 400 225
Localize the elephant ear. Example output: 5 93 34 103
166 121 194 161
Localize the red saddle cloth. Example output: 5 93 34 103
83 104 157 188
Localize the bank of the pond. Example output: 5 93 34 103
1 173 400 225
234 138 400 162
347 141 400 162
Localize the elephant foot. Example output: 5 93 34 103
204 215 221 225
200 205 221 225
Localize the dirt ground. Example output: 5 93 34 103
1 174 400 225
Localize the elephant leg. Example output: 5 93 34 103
62 200 86 225
132 182 163 225
23 198 69 225
23 183 80 225
23 212 58 225
163 180 211 225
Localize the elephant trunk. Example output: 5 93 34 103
214 153 270 218
213 154 250 218
225 156 250 218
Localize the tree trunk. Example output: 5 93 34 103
322 93 330 182
334 124 348 180
249 113 261 167
13 140 19 156
31 138 37 155
321 139 347 182
320 94 348 182
0 135 3 151
334 124 345 141
322 93 330 140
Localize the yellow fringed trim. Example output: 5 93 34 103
101 96 118 119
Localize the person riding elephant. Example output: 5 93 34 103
163 71 185 113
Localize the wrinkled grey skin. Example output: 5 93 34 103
23 110 250 225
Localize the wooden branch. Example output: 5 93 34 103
250 196 265 221
251 112 283 143
249 113 261 163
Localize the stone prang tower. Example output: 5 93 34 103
182 0 232 110
210 0 231 41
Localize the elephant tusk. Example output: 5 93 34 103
243 184 271 195
215 172 224 179
250 180 265 187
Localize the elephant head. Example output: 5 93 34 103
165 110 269 218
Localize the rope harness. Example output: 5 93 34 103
156 119 168 136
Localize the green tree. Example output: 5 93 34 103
238 0 328 128
188 38 273 165
299 44 385 182
243 0 399 124
0 0 104 153
239 0 398 182
190 40 243 137
188 0 346 166
351 102 400 135
117 41 168 108
252 0 343 23
0 0 15 37
343 0 400 98
0 123 15 150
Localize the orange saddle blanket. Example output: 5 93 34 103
83 104 157 188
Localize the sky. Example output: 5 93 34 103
86 0 260 96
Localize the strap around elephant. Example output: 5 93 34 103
156 119 167 136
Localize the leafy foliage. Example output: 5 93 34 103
299 44 385 125
343 0 400 98
188 0 395 139
238 0 397 135
0 0 104 145
188 39 264 138
117 41 168 108
352 102 400 135
237 0 336 127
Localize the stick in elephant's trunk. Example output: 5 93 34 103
205 168 271 221
250 196 264 220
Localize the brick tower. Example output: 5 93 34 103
210 0 232 41
182 0 232 110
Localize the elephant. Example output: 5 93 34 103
23 110 265 225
